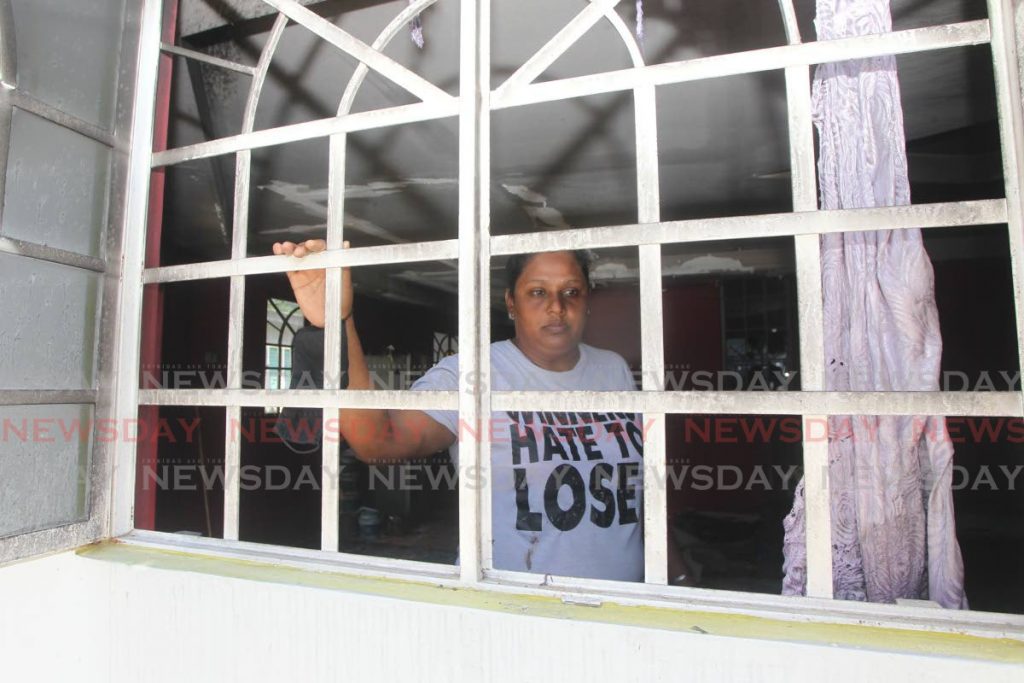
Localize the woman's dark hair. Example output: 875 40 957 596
505 250 591 293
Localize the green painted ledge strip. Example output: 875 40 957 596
77 541 1024 665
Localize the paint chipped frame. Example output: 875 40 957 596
105 0 1024 638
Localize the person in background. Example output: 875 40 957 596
273 239 689 583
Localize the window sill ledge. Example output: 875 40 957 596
76 534 1024 665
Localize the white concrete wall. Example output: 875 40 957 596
0 548 1021 682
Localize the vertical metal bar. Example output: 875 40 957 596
786 64 833 599
311 0 453 547
322 12 442 555
224 13 289 541
0 102 12 247
222 403 241 540
225 13 288 540
223 169 248 541
988 0 1024 416
0 0 15 258
458 0 489 583
321 133 346 551
224 175 244 540
0 0 16 90
110 0 165 537
776 0 802 45
224 134 245 545
634 83 667 585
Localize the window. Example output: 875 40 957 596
114 0 1024 636
265 297 304 393
0 0 143 564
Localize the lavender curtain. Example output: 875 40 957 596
780 0 967 608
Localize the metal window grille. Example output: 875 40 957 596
107 0 1024 634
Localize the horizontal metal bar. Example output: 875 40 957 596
490 199 1007 255
143 201 1003 285
6 91 115 147
151 20 986 168
0 236 106 272
153 99 460 167
490 390 1022 417
159 43 256 75
133 388 1020 417
0 390 98 406
137 389 458 410
143 239 459 284
493 20 991 110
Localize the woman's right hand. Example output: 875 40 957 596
272 239 351 327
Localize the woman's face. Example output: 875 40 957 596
505 251 589 371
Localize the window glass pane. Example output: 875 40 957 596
166 52 252 143
267 298 304 347
234 262 458 558
492 92 637 235
797 225 1019 394
336 431 457 564
490 248 642 385
611 1 788 63
928 225 1019 391
140 279 229 390
158 161 234 267
509 3 634 83
487 249 644 581
0 404 92 537
252 281 313 392
0 253 100 390
894 45 1002 207
333 119 459 246
134 406 225 538
10 0 126 130
662 238 799 391
820 413 1022 613
492 0 598 85
2 109 111 258
665 413 802 593
948 415 1024 615
657 70 791 223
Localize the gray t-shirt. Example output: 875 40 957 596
412 340 644 581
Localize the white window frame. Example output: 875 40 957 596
109 0 1024 639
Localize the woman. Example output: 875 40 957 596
273 240 660 582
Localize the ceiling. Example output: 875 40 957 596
163 0 1003 306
